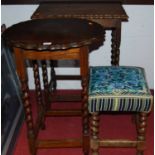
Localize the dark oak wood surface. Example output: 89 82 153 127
3 18 105 50
32 3 128 21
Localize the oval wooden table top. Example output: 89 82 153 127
2 18 105 51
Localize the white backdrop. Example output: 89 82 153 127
1 5 154 89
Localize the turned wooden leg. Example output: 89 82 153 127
137 112 147 155
49 60 57 93
79 46 89 155
21 80 36 155
81 77 89 155
111 25 121 66
90 112 100 155
32 61 45 130
42 60 51 111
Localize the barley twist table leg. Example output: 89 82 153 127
81 77 89 155
32 61 45 130
42 60 51 111
111 24 121 66
49 60 57 93
21 80 36 155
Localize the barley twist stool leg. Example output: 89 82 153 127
21 80 36 155
90 112 100 155
137 112 147 155
32 61 45 130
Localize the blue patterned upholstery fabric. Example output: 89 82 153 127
88 66 153 113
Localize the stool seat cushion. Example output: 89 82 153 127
88 66 153 113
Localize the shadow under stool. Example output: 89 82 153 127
2 18 105 155
88 66 153 155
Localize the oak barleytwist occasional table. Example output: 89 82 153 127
2 18 105 155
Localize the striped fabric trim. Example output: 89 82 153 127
88 66 153 113
88 96 153 113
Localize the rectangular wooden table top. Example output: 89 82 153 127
31 2 128 67
31 3 128 21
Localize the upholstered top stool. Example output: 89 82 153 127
2 18 105 155
88 66 153 155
